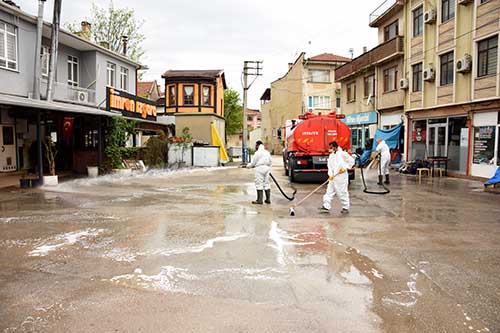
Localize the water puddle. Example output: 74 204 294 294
29 228 105 257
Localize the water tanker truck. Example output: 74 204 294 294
283 112 354 182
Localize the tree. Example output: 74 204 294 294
66 1 145 62
224 88 243 137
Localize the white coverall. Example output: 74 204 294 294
249 144 272 190
322 147 355 210
375 140 391 176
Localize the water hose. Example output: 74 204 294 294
270 173 297 201
359 153 390 195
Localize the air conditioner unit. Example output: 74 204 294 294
399 78 409 90
423 67 435 81
456 54 472 73
424 10 436 24
458 0 473 5
76 90 89 103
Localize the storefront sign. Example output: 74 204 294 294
473 126 496 165
106 87 157 121
342 111 377 126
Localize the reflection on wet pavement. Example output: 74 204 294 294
0 163 499 332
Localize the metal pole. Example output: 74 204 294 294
242 61 248 164
33 0 45 100
46 0 62 102
36 112 43 183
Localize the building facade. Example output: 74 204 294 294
261 52 350 153
162 70 226 145
0 2 160 179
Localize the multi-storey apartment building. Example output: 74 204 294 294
404 0 500 178
335 1 405 153
261 52 350 153
0 2 160 180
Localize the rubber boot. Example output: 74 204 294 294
252 190 263 204
264 189 271 204
384 174 390 184
377 175 384 185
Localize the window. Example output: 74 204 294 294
478 36 498 77
480 0 490 3
440 51 454 85
364 75 375 97
412 63 423 92
106 62 116 87
183 85 194 105
67 56 79 87
307 96 331 109
336 96 341 108
442 0 455 23
413 6 423 37
309 69 330 83
202 85 211 106
347 82 356 102
384 20 398 42
41 46 49 77
0 21 17 71
383 66 398 92
168 85 176 106
120 67 128 91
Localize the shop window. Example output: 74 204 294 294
473 126 496 165
440 52 454 85
448 117 468 173
411 120 427 160
478 36 498 77
84 130 98 148
183 85 194 105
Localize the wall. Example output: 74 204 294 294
165 82 219 115
376 58 405 111
175 114 225 145
95 52 136 104
377 9 404 44
304 63 337 114
0 11 36 97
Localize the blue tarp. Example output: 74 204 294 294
485 167 500 185
371 123 403 151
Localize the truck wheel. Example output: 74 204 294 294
288 157 295 182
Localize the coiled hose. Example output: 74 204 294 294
270 173 297 201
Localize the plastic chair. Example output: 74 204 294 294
417 168 431 182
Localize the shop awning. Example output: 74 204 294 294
0 93 119 117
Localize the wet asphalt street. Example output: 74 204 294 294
1 159 499 332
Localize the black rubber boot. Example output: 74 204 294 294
377 175 384 185
384 174 390 184
264 189 271 204
252 190 263 204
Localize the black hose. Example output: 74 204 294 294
359 153 390 195
270 173 297 201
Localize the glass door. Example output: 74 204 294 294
427 124 448 157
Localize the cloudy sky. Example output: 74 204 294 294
16 0 378 109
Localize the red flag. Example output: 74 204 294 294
63 117 74 140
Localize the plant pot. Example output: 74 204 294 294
87 166 99 178
42 175 59 186
113 168 132 176
19 179 31 189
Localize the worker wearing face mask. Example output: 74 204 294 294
375 138 391 185
247 140 272 204
319 141 355 214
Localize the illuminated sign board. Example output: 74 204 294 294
106 87 157 121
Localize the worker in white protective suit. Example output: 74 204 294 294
375 138 391 185
319 141 355 214
248 140 272 204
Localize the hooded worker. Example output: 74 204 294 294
248 140 272 204
375 138 391 185
319 141 355 214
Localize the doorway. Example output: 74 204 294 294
427 123 448 157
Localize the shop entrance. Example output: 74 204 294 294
428 123 447 157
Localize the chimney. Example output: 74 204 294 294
363 46 368 53
80 21 91 40
121 35 129 55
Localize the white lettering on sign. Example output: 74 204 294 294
327 129 337 136
302 131 319 136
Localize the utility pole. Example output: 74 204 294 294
241 60 263 164
33 0 46 100
46 0 62 102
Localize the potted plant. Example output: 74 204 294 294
43 136 59 186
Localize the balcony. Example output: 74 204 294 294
335 36 404 81
369 0 404 27
41 80 96 106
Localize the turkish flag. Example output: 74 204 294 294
63 117 74 140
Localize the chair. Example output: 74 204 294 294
434 168 444 177
417 168 431 182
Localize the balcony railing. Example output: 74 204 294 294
369 0 404 26
335 36 404 81
41 80 96 106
